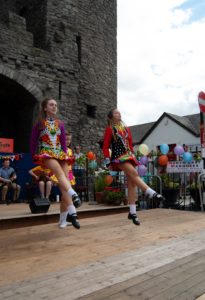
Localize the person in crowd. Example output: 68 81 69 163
28 165 55 200
103 108 165 225
0 159 21 203
30 97 81 229
73 145 86 186
66 133 76 186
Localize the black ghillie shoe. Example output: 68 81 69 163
147 193 165 208
67 213 80 229
72 194 82 208
128 213 140 225
152 193 165 202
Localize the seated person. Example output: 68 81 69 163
73 145 85 186
0 159 21 203
28 165 57 200
66 133 75 186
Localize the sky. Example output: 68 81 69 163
117 0 205 126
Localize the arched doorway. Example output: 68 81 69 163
0 68 42 152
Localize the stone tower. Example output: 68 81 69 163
0 0 117 153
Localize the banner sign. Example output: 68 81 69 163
0 138 14 153
167 160 204 173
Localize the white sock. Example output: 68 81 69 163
59 211 67 224
67 204 76 216
145 187 156 198
68 188 77 197
129 204 136 215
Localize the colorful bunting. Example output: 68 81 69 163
0 153 24 160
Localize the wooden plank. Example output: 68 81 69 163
76 250 205 300
151 269 205 300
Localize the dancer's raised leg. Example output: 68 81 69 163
44 159 80 229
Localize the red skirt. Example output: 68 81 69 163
110 152 139 171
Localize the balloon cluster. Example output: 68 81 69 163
138 144 149 156
86 151 98 170
104 174 113 185
86 151 96 160
158 144 193 166
174 145 193 162
89 160 97 169
137 144 150 176
158 144 170 166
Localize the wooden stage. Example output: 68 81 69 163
0 201 128 230
0 206 205 299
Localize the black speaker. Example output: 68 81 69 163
29 198 50 214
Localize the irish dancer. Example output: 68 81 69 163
103 108 164 225
30 97 81 229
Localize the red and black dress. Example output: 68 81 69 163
103 124 139 171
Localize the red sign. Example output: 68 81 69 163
0 138 14 153
198 91 205 113
200 124 205 148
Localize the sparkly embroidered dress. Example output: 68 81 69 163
30 118 73 165
67 148 75 185
103 123 138 170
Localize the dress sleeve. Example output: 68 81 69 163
60 122 67 153
102 127 113 158
127 127 134 153
30 123 40 158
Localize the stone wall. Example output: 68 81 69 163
0 0 117 154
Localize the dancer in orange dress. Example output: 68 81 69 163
58 133 80 228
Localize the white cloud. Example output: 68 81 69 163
118 0 205 126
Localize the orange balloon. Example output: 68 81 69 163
104 175 113 186
86 151 96 160
158 155 168 166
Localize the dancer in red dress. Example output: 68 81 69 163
103 108 164 225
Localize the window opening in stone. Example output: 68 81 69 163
76 35 82 65
86 104 96 118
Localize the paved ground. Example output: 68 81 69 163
0 209 205 299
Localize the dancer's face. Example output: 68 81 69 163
44 99 58 117
112 109 121 123
66 134 72 147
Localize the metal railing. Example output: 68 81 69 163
197 172 205 212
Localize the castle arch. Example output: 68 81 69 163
0 65 43 152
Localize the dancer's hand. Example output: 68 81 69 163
103 158 111 168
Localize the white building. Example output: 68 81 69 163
129 112 201 153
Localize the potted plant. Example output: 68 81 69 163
189 182 201 210
94 170 109 203
160 174 180 208
104 188 125 206
75 154 86 168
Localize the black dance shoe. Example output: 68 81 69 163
151 193 165 202
67 213 80 229
72 194 82 208
128 213 140 225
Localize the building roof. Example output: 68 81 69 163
129 112 200 145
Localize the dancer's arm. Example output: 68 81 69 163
127 127 134 152
102 127 112 158
30 123 40 158
59 122 67 153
